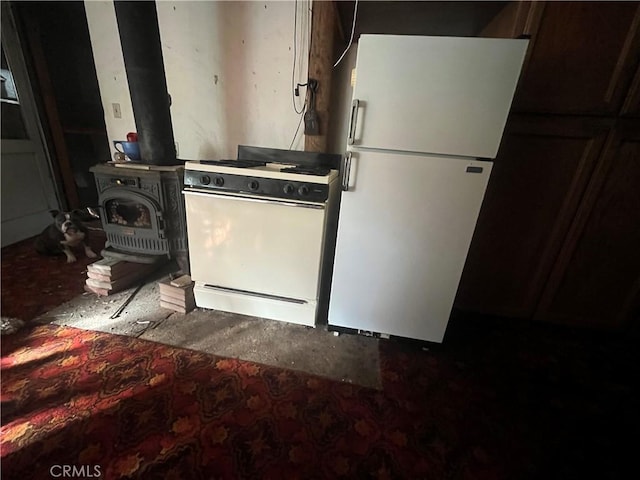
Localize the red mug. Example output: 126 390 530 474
126 132 138 142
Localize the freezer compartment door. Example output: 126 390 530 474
184 190 326 301
350 35 528 158
329 151 492 342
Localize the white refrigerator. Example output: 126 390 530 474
328 35 529 343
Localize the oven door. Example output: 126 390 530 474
183 188 327 301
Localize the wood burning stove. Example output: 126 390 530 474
83 4 190 274
90 163 188 270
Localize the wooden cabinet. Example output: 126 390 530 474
622 65 640 117
480 1 544 40
460 2 640 329
456 116 611 318
513 2 640 115
535 121 640 328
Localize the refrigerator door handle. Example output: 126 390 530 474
347 99 360 145
342 151 353 191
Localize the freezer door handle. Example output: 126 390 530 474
347 99 360 145
342 151 353 191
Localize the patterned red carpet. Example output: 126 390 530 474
1 228 105 321
1 324 467 479
2 319 638 479
1 232 638 479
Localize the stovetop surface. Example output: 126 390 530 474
200 159 267 168
186 160 338 184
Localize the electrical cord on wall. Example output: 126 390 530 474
289 0 312 149
291 0 311 115
289 105 306 150
291 0 303 114
334 0 359 68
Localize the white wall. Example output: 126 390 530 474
85 0 310 161
84 1 137 151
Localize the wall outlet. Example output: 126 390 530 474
112 103 121 119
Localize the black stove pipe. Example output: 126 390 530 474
114 1 176 165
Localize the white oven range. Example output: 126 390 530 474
183 160 340 327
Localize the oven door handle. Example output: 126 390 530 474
182 188 326 210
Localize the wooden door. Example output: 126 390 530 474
621 64 640 117
455 115 611 318
535 120 640 329
480 1 545 39
1 6 60 247
513 2 640 115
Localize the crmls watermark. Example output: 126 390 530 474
49 465 102 478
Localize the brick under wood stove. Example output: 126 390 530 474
89 163 188 272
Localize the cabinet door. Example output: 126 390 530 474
513 2 640 115
455 116 611 318
621 64 640 117
480 1 544 39
535 120 640 329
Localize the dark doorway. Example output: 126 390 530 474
13 1 109 209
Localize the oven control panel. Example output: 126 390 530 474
184 171 330 202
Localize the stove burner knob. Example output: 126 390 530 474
200 175 211 185
298 184 310 196
213 176 224 187
283 183 295 195
248 180 260 191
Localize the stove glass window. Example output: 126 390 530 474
106 198 152 229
